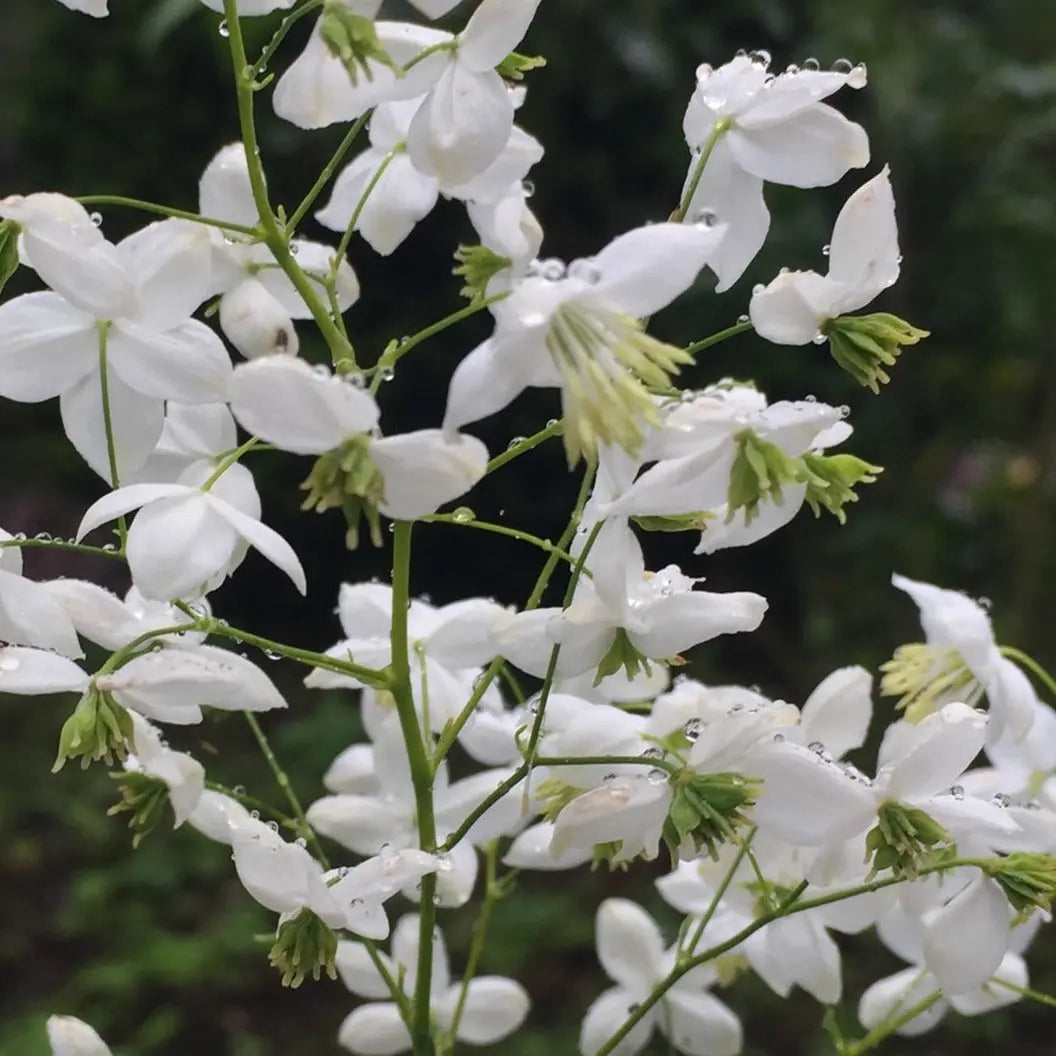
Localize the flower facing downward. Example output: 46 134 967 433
443 221 727 464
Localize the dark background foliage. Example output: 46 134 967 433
1 0 1055 1052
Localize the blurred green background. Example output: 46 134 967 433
2 0 1055 1052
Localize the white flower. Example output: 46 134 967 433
0 647 89 695
54 0 109 15
76 463 306 601
125 711 205 825
337 914 529 1054
749 168 899 344
681 55 869 289
443 221 727 464
497 519 766 680
46 1016 111 1056
126 402 239 484
197 0 295 14
887 573 1038 742
0 196 230 480
579 899 741 1056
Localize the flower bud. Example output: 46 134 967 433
801 452 883 523
864 801 954 880
107 770 170 848
319 4 399 85
726 430 801 523
985 852 1056 921
219 277 299 360
662 770 759 865
300 434 385 549
453 244 513 302
53 688 134 772
268 908 339 988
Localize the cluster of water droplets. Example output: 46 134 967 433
525 256 603 285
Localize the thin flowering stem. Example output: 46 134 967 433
680 827 756 956
97 322 128 551
673 116 731 222
389 522 440 1056
368 293 509 397
440 768 527 853
0 537 124 560
334 142 404 268
93 623 200 678
421 514 579 568
485 419 564 474
221 0 357 369
362 939 414 1022
991 977 1056 1009
1000 646 1056 699
201 437 262 491
683 319 754 356
243 711 330 868
77 195 260 237
286 112 371 233
252 0 325 77
843 990 943 1056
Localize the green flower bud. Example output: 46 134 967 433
453 244 512 302
662 770 760 866
53 688 134 773
824 312 929 393
319 4 399 85
865 801 955 880
800 451 883 524
0 219 20 298
726 430 802 524
300 434 385 549
268 908 339 988
496 51 547 82
108 770 170 848
984 852 1056 922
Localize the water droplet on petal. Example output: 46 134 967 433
812 332 828 345
948 785 964 800
831 58 854 75
218 18 230 37
848 63 868 89
521 179 535 198
89 211 103 227
684 718 704 742
752 283 765 296
803 57 820 72
568 257 602 284
539 258 566 282
748 49 771 68
737 314 749 324
821 243 831 257
692 207 719 228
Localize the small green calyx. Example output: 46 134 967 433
632 511 716 534
53 688 134 772
108 770 169 848
726 430 801 523
984 853 1056 922
319 5 399 85
535 777 586 823
0 219 20 298
879 644 976 723
747 880 800 918
300 434 385 549
662 770 760 866
453 244 512 301
268 908 339 988
590 840 631 871
594 628 653 685
824 312 929 393
801 452 883 523
865 801 955 880
496 51 547 81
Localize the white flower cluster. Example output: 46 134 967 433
18 1 1054 1054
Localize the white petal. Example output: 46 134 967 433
948 952 1028 1015
589 222 726 317
436 977 529 1043
407 65 513 185
922 877 1011 994
199 143 258 228
749 270 841 345
661 989 742 1056
827 167 900 296
761 915 841 1004
219 279 299 360
107 318 232 404
799 666 873 758
260 238 359 317
681 136 769 292
694 489 805 554
448 125 543 204
631 590 767 658
60 369 164 482
597 898 666 991
0 569 82 657
579 987 654 1056
307 794 411 856
729 105 869 187
883 702 987 799
337 1004 411 1056
187 789 253 845
0 292 97 401
54 0 109 14
503 821 592 870
43 579 135 651
324 744 380 794
230 356 379 453
858 968 946 1036
231 822 321 913
0 647 88 695
986 657 1039 744
206 495 307 595
75 483 191 540
371 429 488 519
46 1016 112 1056
458 0 542 71
336 940 396 999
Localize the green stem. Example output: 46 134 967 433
674 117 731 223
363 939 414 1021
201 437 261 491
421 515 578 568
243 711 330 868
440 768 527 853
1000 646 1056 699
94 623 199 678
335 142 403 270
683 320 753 357
97 322 128 551
0 537 124 560
286 111 370 233
253 0 324 76
681 827 755 956
77 195 259 236
485 419 563 475
368 294 508 397
991 977 1056 1009
843 991 943 1056
389 522 439 1056
221 0 356 368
